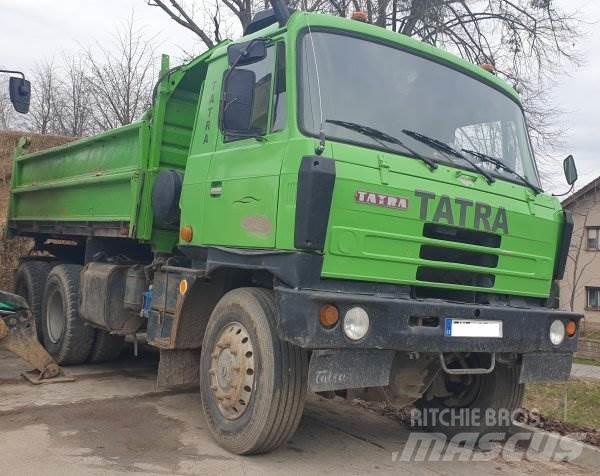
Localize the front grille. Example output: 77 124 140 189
420 245 498 268
423 223 501 248
418 223 500 289
416 266 496 288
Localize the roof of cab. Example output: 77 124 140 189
212 11 521 103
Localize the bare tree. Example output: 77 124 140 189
54 56 94 137
148 0 219 48
148 0 331 49
27 60 60 134
0 88 14 130
85 17 157 130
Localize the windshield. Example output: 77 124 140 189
299 31 540 187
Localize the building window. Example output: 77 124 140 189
587 287 600 310
587 227 600 250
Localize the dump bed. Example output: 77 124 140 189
9 122 149 239
7 53 210 252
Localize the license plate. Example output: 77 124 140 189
444 319 503 338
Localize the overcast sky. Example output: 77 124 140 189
1 0 598 194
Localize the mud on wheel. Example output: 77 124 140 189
200 287 308 455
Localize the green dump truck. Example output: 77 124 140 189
6 2 582 455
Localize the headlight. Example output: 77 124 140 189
549 320 565 346
343 307 369 341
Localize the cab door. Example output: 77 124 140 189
203 42 288 248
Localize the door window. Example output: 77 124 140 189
222 46 275 141
271 42 287 133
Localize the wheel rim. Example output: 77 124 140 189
46 287 65 344
208 322 255 420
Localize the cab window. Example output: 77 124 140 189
222 47 275 141
271 42 287 132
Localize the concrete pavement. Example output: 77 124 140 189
571 363 600 380
1 350 598 476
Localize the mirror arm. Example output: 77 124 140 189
0 69 25 79
269 0 291 26
552 184 575 198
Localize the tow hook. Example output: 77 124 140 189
439 352 496 375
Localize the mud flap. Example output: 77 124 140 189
308 349 395 392
157 349 201 389
519 352 572 383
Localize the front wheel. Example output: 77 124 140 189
414 354 524 437
199 288 308 455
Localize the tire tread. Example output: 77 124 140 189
200 287 308 455
42 264 95 365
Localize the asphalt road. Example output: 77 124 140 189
0 349 596 476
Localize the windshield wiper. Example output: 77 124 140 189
461 149 542 194
325 119 438 170
401 129 495 185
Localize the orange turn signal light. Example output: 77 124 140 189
479 63 495 73
179 279 189 295
180 225 193 242
351 11 368 22
320 304 339 328
566 320 577 337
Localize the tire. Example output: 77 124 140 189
200 288 308 455
41 264 95 365
14 260 52 339
415 354 524 437
88 331 124 363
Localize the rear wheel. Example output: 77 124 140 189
41 264 95 365
415 354 523 437
15 260 52 338
200 288 308 455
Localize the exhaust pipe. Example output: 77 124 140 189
270 0 290 26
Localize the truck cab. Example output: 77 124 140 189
181 12 566 301
7 5 581 456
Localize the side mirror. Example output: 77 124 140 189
222 69 256 134
228 39 267 67
563 154 578 186
9 77 31 114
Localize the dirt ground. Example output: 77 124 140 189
0 350 598 476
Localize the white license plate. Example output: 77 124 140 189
444 319 503 338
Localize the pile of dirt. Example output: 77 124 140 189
0 130 75 291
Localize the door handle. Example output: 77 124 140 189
210 182 223 197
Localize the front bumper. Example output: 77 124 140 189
275 285 582 354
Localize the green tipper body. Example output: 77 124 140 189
8 12 565 299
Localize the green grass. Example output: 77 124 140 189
574 357 600 367
582 330 600 341
524 378 600 429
